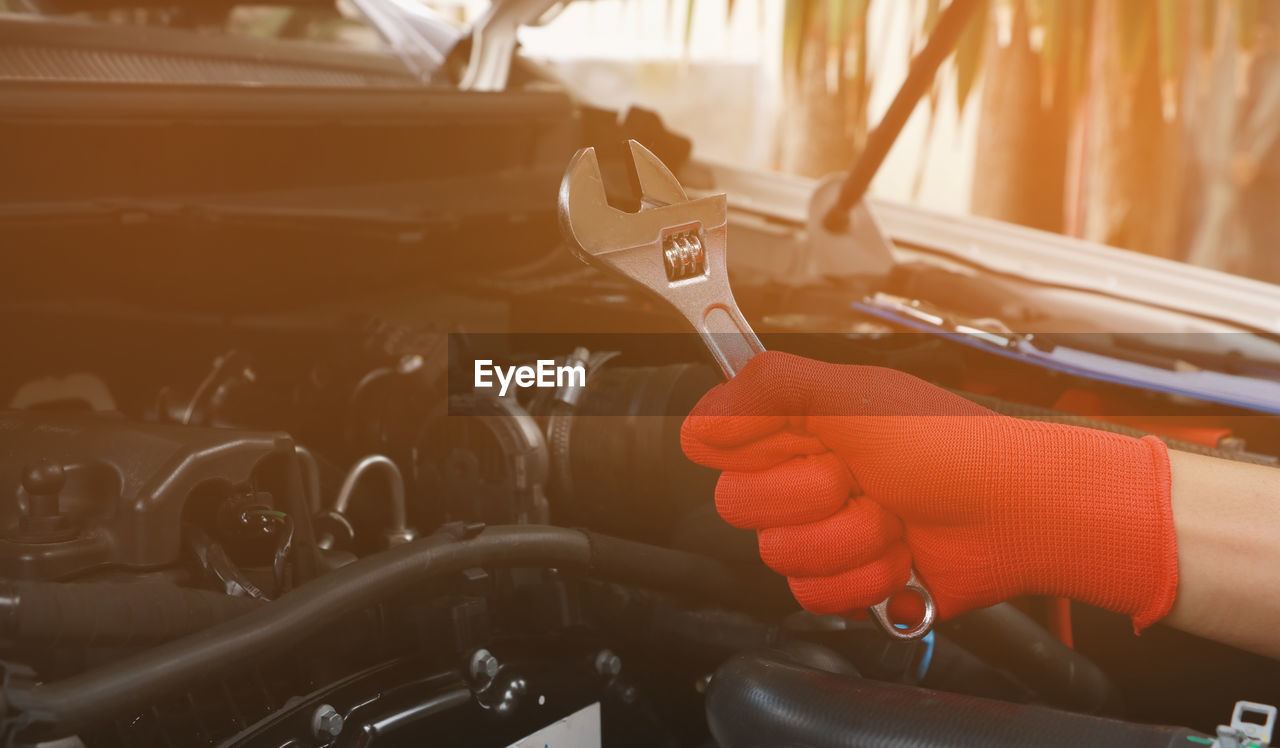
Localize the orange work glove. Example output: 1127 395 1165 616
681 351 1178 631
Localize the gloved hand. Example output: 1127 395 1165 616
681 351 1178 631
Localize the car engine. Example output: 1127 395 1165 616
4 11 1280 747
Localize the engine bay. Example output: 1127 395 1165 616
5 24 1280 745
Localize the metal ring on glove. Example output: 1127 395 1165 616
867 568 936 641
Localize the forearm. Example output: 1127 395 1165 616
1165 450 1280 658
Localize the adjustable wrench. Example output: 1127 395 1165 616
558 140 936 641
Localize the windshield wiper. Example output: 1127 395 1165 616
348 0 459 85
823 0 983 231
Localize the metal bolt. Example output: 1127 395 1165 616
384 527 417 546
311 704 344 741
397 354 424 375
470 648 500 683
594 649 622 677
1219 436 1246 453
695 673 713 693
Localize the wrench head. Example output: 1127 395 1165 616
558 140 696 261
556 140 763 380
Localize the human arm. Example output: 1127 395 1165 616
1167 450 1280 658
682 351 1280 658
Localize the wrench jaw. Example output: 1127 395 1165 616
558 141 685 262
557 145 613 266
559 141 725 253
625 140 689 208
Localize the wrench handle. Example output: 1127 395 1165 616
867 570 937 641
695 304 766 379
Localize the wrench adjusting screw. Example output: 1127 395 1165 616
663 231 706 281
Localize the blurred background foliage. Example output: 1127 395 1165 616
769 0 1280 279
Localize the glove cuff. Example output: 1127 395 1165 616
1129 435 1178 632
1015 429 1178 632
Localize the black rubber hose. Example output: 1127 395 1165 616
8 524 781 734
0 582 263 647
587 532 793 611
706 651 1207 748
960 390 1277 465
941 603 1120 714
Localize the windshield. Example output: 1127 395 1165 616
519 0 1280 286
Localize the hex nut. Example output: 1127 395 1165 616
311 704 344 741
594 650 622 677
470 649 500 683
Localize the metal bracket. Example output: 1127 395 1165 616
787 173 896 284
1216 701 1277 747
460 0 562 91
